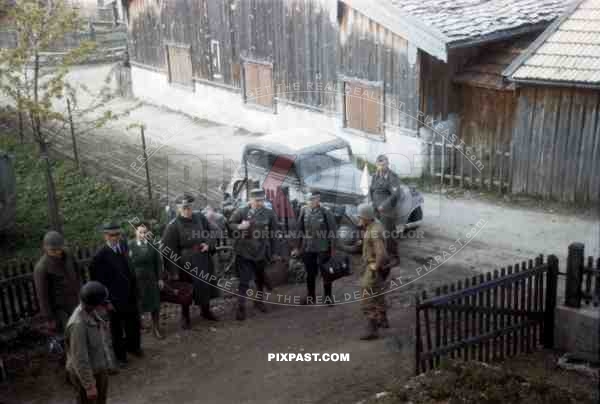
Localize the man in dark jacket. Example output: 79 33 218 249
292 191 337 305
369 154 402 263
33 231 81 335
162 193 219 329
228 188 280 320
89 222 141 367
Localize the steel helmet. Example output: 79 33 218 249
43 231 64 249
357 203 375 220
80 281 109 307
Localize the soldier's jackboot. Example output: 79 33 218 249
201 303 219 321
360 319 379 340
379 313 390 329
324 283 334 307
181 305 191 330
236 299 246 321
253 291 268 313
254 284 268 313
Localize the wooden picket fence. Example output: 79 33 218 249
414 254 559 374
564 242 600 308
0 246 98 330
0 238 236 332
424 137 512 193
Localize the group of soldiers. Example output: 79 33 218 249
31 153 402 403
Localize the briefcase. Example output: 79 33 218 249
320 254 352 283
160 281 194 306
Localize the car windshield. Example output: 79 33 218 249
298 146 352 178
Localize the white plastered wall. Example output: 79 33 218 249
131 65 425 178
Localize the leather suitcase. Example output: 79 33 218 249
319 254 352 283
160 281 194 306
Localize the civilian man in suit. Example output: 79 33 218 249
89 222 141 367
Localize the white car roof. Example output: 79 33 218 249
258 129 341 152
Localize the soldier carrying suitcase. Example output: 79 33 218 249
292 191 337 305
161 193 219 329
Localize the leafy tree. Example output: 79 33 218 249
0 0 137 232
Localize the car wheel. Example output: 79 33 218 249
336 224 362 254
407 206 423 226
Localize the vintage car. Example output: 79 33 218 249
223 129 424 253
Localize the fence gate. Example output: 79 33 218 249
414 254 558 374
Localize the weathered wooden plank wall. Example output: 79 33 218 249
420 47 479 124
338 5 419 130
457 86 516 148
512 86 600 202
128 0 340 109
454 85 516 188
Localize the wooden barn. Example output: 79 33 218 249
504 0 600 203
122 0 568 177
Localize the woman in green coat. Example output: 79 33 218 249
128 222 164 339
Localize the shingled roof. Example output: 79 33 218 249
504 0 600 88
388 0 568 44
342 0 571 61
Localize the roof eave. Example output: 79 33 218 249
447 22 549 49
341 0 449 62
511 77 600 91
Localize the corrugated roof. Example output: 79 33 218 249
386 0 570 44
505 0 600 87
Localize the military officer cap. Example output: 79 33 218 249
305 190 321 200
43 230 64 249
249 188 265 201
357 203 375 220
376 154 389 164
175 193 195 208
102 222 122 233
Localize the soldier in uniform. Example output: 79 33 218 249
228 188 280 321
65 281 114 404
292 191 337 305
90 222 141 367
33 231 81 336
162 194 219 329
357 203 389 340
369 154 402 264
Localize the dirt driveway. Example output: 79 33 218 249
2 194 597 404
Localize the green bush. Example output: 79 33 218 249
0 135 154 259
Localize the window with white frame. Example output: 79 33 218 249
210 39 222 80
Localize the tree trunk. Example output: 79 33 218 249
40 140 62 232
33 51 62 232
